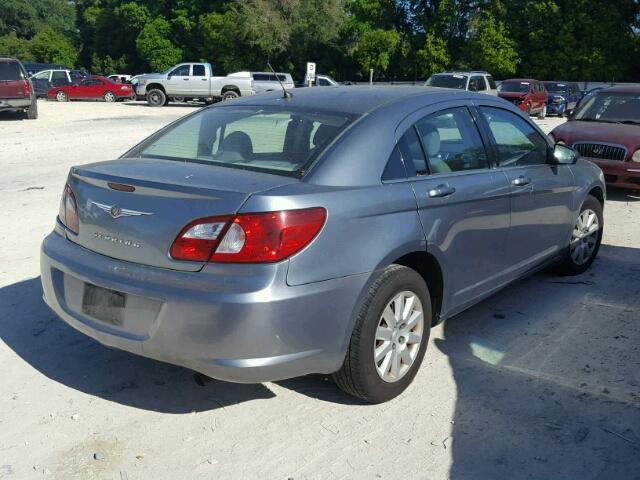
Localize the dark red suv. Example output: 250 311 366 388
498 79 548 119
550 86 640 191
0 57 38 119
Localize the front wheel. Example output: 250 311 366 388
332 265 431 403
555 195 603 275
103 91 116 102
147 89 166 107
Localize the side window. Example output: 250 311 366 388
253 73 268 81
399 127 427 175
33 71 49 80
170 65 190 76
51 71 67 81
469 76 486 91
382 146 407 181
486 75 497 90
479 107 549 167
318 78 330 86
415 107 488 174
192 64 206 77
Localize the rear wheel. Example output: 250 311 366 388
103 91 116 102
221 90 239 101
25 98 38 119
332 265 431 403
147 89 166 107
538 104 547 119
555 195 603 275
55 91 68 102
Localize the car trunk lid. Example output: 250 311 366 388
66 158 297 271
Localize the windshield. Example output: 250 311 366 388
575 92 640 124
544 82 567 93
130 107 355 177
425 74 467 89
498 82 530 93
0 61 24 81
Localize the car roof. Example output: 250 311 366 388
503 78 538 83
227 85 481 116
599 86 640 94
0 57 19 62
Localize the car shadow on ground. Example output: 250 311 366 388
0 111 26 121
123 101 204 108
607 187 640 202
437 243 640 479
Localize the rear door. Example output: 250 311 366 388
476 105 575 274
190 64 209 97
0 60 28 99
401 104 512 311
51 70 69 87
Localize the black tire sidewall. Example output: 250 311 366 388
222 91 239 101
147 89 165 107
559 195 603 275
352 266 432 403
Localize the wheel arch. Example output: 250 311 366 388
588 185 605 207
221 85 241 95
146 83 166 93
392 251 444 326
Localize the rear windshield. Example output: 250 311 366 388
425 74 467 89
575 92 640 124
498 81 530 93
544 82 567 93
131 106 356 177
0 61 25 81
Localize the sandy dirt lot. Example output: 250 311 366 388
0 100 638 480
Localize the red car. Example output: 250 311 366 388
550 86 640 191
48 76 134 102
498 79 548 118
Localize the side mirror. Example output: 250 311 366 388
550 143 578 165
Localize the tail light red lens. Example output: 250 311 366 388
170 208 327 263
58 185 79 234
22 80 31 96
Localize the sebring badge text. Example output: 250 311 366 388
93 232 141 248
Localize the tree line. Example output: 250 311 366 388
1 0 639 82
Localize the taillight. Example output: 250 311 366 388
170 208 326 263
58 184 79 234
22 80 31 96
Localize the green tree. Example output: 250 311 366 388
0 33 33 60
29 25 78 66
415 32 450 77
467 11 518 77
354 28 401 74
136 17 183 71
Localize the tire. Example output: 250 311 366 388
172 96 185 103
538 104 547 119
332 265 432 403
103 91 116 102
555 195 603 275
25 98 38 119
221 90 239 101
147 88 166 107
55 91 68 102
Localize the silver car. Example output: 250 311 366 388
41 87 605 402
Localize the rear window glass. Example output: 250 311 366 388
0 61 25 81
425 74 467 90
498 82 530 93
132 107 355 177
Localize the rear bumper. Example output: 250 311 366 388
547 102 566 115
586 158 640 191
0 98 31 110
40 232 368 382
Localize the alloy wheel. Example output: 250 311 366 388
374 291 424 383
104 92 116 102
570 209 600 265
56 91 67 102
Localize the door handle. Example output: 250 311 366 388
183 78 189 81
512 176 531 187
428 184 456 198
201 78 207 81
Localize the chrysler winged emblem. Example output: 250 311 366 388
91 201 153 219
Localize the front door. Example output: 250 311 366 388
402 106 512 313
165 64 191 96
477 105 575 275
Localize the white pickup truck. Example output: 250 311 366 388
135 62 254 106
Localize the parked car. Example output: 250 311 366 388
134 62 254 106
230 71 294 94
22 62 67 77
574 87 604 112
543 81 582 116
498 78 548 118
425 71 498 95
297 73 339 87
108 74 132 83
41 87 605 403
0 57 38 119
48 76 135 102
550 86 640 191
30 69 87 97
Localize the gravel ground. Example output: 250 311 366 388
0 100 638 480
